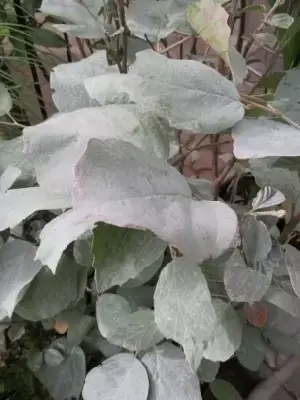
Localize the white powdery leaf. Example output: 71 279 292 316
274 68 300 124
154 258 217 347
50 51 114 112
264 285 300 318
0 82 12 117
283 244 300 298
203 299 242 362
141 343 201 400
0 240 43 317
93 224 166 293
0 166 21 192
36 138 237 271
82 353 149 400
127 50 244 133
251 186 285 211
23 105 170 194
197 359 220 383
224 249 272 302
232 118 300 159
96 294 163 351
52 22 106 39
241 217 272 264
0 187 71 231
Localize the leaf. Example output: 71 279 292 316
263 327 300 356
51 21 106 39
224 249 272 302
228 44 248 85
154 258 217 350
203 299 242 362
121 255 163 288
55 309 95 345
96 293 163 351
210 379 243 400
267 13 294 29
232 118 300 159
117 285 155 309
36 138 238 271
197 359 220 383
282 244 300 298
83 327 122 358
23 105 170 194
28 27 67 47
141 342 201 400
41 0 106 39
0 166 21 192
253 32 277 48
236 325 266 371
0 240 43 317
187 178 213 200
264 285 300 317
274 68 300 124
82 353 149 400
0 187 71 231
0 82 12 117
186 0 230 65
241 217 272 264
30 338 85 400
126 50 244 133
252 186 285 211
73 232 93 267
245 303 268 327
50 51 113 112
92 223 166 293
15 256 87 321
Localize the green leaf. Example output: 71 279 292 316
224 249 272 302
141 343 201 400
267 13 294 30
154 258 217 353
52 22 106 39
203 299 242 362
36 138 238 271
210 379 243 400
30 338 85 400
197 359 220 383
124 50 244 133
274 68 300 124
50 51 114 112
28 27 67 47
264 285 300 317
0 82 12 117
241 217 272 264
83 327 122 358
96 293 163 351
73 232 93 267
82 353 149 400
0 240 43 317
263 327 300 356
93 223 166 293
236 326 266 371
253 32 277 48
15 256 87 321
282 244 300 298
232 118 300 159
187 178 213 200
228 44 248 85
0 187 71 232
117 285 155 309
251 186 285 211
121 255 163 288
0 166 21 192
23 104 170 195
55 309 95 345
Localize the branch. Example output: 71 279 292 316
159 36 190 54
116 0 128 73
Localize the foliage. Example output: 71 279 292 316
1 0 300 399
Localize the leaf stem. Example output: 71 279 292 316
159 36 190 55
116 0 128 73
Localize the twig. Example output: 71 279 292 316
172 134 209 166
236 0 246 53
228 0 239 32
117 0 128 73
213 156 236 200
144 34 155 50
76 37 87 58
211 135 220 199
159 36 190 54
64 33 72 63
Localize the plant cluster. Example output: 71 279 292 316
1 0 300 399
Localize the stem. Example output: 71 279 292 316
160 36 190 55
172 134 209 166
117 0 128 73
213 156 236 200
236 0 246 53
64 33 72 63
76 37 87 58
211 135 220 200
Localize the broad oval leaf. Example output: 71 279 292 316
0 82 12 117
236 326 266 371
241 217 272 264
0 166 21 192
23 105 170 194
233 118 300 159
154 258 217 349
275 68 300 124
251 186 285 211
283 244 300 298
210 379 243 400
15 256 87 321
83 327 122 358
126 50 244 133
82 353 149 400
141 343 201 400
203 299 242 362
0 240 43 317
30 338 85 400
197 359 220 383
267 13 294 30
224 249 272 302
92 223 166 293
264 285 300 318
253 32 277 48
36 138 238 271
117 285 155 309
96 293 163 351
